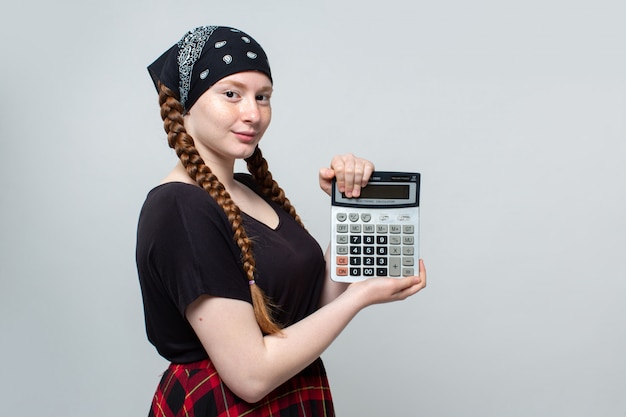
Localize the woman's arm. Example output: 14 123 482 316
187 153 424 403
186 260 426 403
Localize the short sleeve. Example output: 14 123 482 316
137 182 252 316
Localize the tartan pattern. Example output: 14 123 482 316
149 357 335 417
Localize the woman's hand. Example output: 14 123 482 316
319 153 375 197
345 259 427 308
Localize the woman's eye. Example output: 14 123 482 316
256 94 270 102
224 91 238 99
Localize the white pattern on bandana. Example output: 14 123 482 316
176 26 218 108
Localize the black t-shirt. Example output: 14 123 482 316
136 174 326 363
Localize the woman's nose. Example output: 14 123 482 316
240 98 260 123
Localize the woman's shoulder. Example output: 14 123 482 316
147 181 205 200
140 181 223 221
143 181 207 207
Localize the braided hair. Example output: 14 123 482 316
157 82 304 334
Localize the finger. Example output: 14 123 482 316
397 282 425 300
330 155 346 192
361 160 375 187
318 168 335 195
341 155 356 197
394 262 426 297
397 276 426 299
386 278 417 300
392 274 421 293
319 167 334 180
351 158 376 197
418 259 427 287
348 158 365 197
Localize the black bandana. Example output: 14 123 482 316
148 26 272 111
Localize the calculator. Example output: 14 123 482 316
330 171 420 282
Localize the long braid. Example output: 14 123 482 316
157 82 282 335
245 148 304 227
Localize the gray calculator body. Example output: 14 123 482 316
330 171 420 282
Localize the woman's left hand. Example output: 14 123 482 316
319 153 375 197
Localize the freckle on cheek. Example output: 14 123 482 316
199 317 203 321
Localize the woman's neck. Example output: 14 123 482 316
162 160 238 190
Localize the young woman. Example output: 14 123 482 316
136 25 427 416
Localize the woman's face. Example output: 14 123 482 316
183 70 273 165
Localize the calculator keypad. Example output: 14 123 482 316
333 211 417 279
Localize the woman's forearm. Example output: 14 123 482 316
188 267 425 403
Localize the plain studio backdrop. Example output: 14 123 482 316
1 1 624 416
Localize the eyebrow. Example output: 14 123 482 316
218 79 273 93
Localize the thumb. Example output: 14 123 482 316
319 167 335 195
319 167 335 180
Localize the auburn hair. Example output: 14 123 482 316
157 82 303 334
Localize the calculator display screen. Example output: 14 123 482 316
348 184 410 200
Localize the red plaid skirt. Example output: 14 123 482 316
148 357 335 417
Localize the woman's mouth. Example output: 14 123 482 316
234 131 257 143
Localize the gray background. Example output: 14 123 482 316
1 1 625 416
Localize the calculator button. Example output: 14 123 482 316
376 224 388 233
402 257 414 267
363 268 375 277
336 267 348 276
402 268 414 276
350 224 362 233
389 246 401 256
336 235 348 244
376 236 387 245
403 225 414 234
389 257 402 277
350 236 362 244
349 213 360 222
363 235 375 245
403 246 414 256
376 246 388 255
337 224 348 233
376 268 387 276
376 257 387 266
350 257 361 265
350 267 361 276
389 225 401 234
336 256 348 265
403 236 414 245
350 246 361 255
389 235 402 245
363 257 375 266
336 213 347 222
361 213 372 222
363 224 375 233
363 246 375 255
